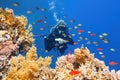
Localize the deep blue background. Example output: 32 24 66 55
0 0 120 70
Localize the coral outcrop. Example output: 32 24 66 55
4 46 120 80
4 46 53 80
55 47 120 80
0 8 34 51
0 8 34 79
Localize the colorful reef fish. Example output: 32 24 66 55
90 33 96 36
78 30 84 33
38 20 42 23
109 61 118 66
69 70 81 75
97 48 103 51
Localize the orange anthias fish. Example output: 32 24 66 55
97 48 103 51
74 42 78 45
109 61 118 66
78 30 84 33
69 70 81 75
90 33 96 36
38 20 42 23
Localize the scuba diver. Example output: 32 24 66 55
44 20 74 55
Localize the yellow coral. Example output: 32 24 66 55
74 48 93 64
16 15 27 27
36 57 44 66
26 46 37 60
4 46 52 80
42 57 52 67
0 8 34 53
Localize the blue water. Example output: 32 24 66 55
0 0 120 71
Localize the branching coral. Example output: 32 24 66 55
0 8 34 79
74 47 94 64
4 46 53 80
0 8 34 52
4 46 38 80
55 47 120 80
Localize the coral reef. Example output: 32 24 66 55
0 8 120 80
55 47 120 80
0 8 34 79
4 46 53 80
0 8 34 51
3 46 120 80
